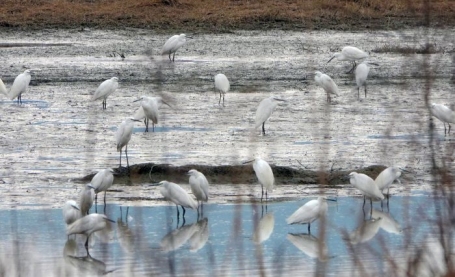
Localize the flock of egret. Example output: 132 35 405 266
1 33 443 258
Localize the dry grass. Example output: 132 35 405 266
0 0 454 31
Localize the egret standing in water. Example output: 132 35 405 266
255 96 285 135
91 169 114 207
244 157 274 202
188 169 209 216
430 103 455 135
79 184 95 216
157 180 198 220
286 197 329 233
115 118 140 169
66 213 115 255
214 73 230 106
355 62 370 99
327 46 369 73
161 34 190 62
9 69 32 104
349 172 384 211
92 77 118 110
63 200 81 226
375 167 403 197
314 71 339 103
134 96 171 132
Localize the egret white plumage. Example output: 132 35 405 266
214 73 230 106
286 197 328 233
115 118 140 169
255 96 285 135
314 71 339 103
327 46 369 73
134 96 170 132
244 157 274 202
63 200 81 226
355 62 370 99
158 180 198 219
375 167 402 195
79 184 95 216
91 169 114 206
430 103 455 135
9 69 31 104
161 34 190 62
66 213 115 254
188 169 209 215
349 172 384 211
0 78 7 96
92 77 118 110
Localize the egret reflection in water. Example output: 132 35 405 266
287 233 329 262
160 220 200 252
348 217 382 244
371 209 402 234
117 207 135 254
252 212 275 244
189 218 210 252
64 253 114 275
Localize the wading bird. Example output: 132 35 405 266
0 78 7 96
349 172 384 212
244 157 274 202
133 96 171 132
255 96 285 135
66 213 115 254
286 197 330 233
9 69 32 104
91 169 114 206
327 46 369 73
375 167 403 196
161 34 190 62
430 103 455 135
92 77 118 110
79 184 95 216
314 71 339 103
355 62 370 99
188 169 209 216
157 180 198 220
63 200 81 226
214 73 230 106
115 118 140 169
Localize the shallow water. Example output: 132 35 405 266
0 194 448 276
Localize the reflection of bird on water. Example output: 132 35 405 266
287 197 329 233
252 212 275 244
64 254 115 275
349 218 382 244
160 221 200 252
371 209 402 234
66 214 115 255
287 233 329 261
63 238 78 257
117 207 135 253
188 218 210 252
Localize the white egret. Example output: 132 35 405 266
158 180 198 219
134 96 171 132
63 200 81 226
115 117 140 169
90 169 114 207
252 213 275 244
66 213 115 254
79 184 95 216
214 73 230 106
375 166 402 196
9 69 31 104
243 157 274 202
349 218 382 244
161 34 190 62
349 172 384 211
430 103 455 135
286 197 328 233
355 62 370 99
255 96 285 135
314 71 339 103
287 233 329 261
0 78 7 96
92 77 118 110
189 218 209 252
188 169 209 216
327 46 369 73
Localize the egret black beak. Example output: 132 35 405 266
399 167 411 173
72 205 80 211
133 98 143 103
186 36 194 39
88 184 95 190
162 100 172 108
148 182 161 186
327 56 336 63
326 198 337 202
242 159 255 164
106 218 116 223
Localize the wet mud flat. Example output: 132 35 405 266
0 28 454 208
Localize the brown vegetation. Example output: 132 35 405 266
0 0 454 31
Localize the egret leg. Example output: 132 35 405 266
172 53 175 62
364 84 367 98
125 144 130 169
357 87 360 100
262 122 266 136
201 202 204 217
362 196 366 209
308 224 311 234
370 198 373 216
444 123 447 135
182 206 186 218
347 61 357 74
265 190 268 203
85 235 90 254
104 190 107 205
222 94 225 107
168 54 172 61
449 123 452 134
119 148 122 168
176 204 180 218
219 92 222 105
152 122 155 132
145 118 149 132
261 185 264 202
95 194 98 213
